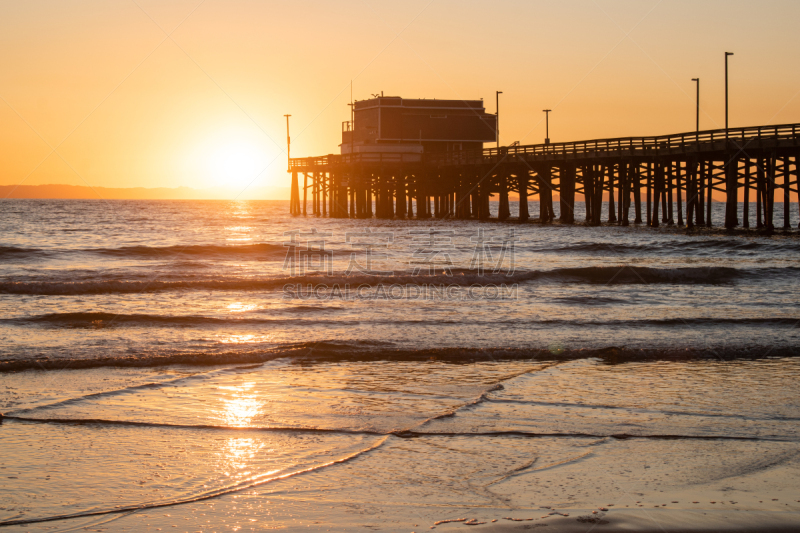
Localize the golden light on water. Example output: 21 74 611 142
222 437 264 471
226 302 259 313
220 383 261 427
217 333 273 344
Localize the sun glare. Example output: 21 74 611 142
208 142 264 189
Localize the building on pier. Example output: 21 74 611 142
340 96 497 161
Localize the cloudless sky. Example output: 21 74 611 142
1 0 799 197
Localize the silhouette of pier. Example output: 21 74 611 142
288 123 800 231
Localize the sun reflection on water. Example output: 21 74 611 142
219 382 261 427
222 436 265 470
226 302 259 313
217 333 273 344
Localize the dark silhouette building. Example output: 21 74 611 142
341 96 497 160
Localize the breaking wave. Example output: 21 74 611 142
2 266 792 295
8 312 799 329
528 238 800 255
1 341 797 373
90 243 287 258
0 243 287 261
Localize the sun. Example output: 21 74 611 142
207 141 265 190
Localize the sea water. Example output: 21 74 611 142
1 199 799 531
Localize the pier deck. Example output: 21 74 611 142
288 123 800 230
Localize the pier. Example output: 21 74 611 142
288 98 800 230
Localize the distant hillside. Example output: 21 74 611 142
0 184 291 200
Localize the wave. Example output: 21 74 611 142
4 266 793 295
0 245 46 260
2 416 786 443
0 243 287 261
553 295 632 305
485 398 800 422
10 311 799 329
90 243 287 258
529 238 800 255
1 342 797 373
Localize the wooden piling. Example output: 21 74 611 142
290 171 300 215
796 153 800 229
651 162 661 227
608 163 617 223
646 163 652 226
706 162 713 227
498 172 510 221
583 165 593 225
686 159 697 228
560 164 575 224
619 162 628 226
660 162 668 224
538 165 554 223
766 155 775 231
743 160 751 228
633 162 642 223
303 173 308 216
725 154 738 230
676 161 684 226
593 165 604 226
519 169 530 222
783 156 791 230
666 162 674 225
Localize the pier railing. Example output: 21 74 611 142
289 123 800 170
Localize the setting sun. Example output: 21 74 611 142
207 141 264 189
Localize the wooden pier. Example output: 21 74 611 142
288 123 800 230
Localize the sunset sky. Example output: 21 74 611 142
1 0 799 198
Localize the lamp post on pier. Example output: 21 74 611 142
725 52 733 136
543 109 552 144
496 90 503 149
284 114 291 171
691 79 699 132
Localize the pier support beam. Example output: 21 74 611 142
290 171 300 215
686 159 697 228
664 161 675 226
538 165 555 223
498 171 510 221
633 162 642 224
651 162 662 227
560 164 575 224
706 162 713 227
783 156 791 230
743 160 751 228
796 153 800 229
303 173 308 216
620 162 630 226
725 152 739 230
766 155 776 231
676 162 684 226
608 164 616 223
516 169 529 222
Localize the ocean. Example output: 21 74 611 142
1 199 799 532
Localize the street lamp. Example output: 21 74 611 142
496 91 503 148
284 114 291 171
725 52 734 134
543 109 552 144
691 78 699 132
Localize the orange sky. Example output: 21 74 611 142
1 0 799 199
